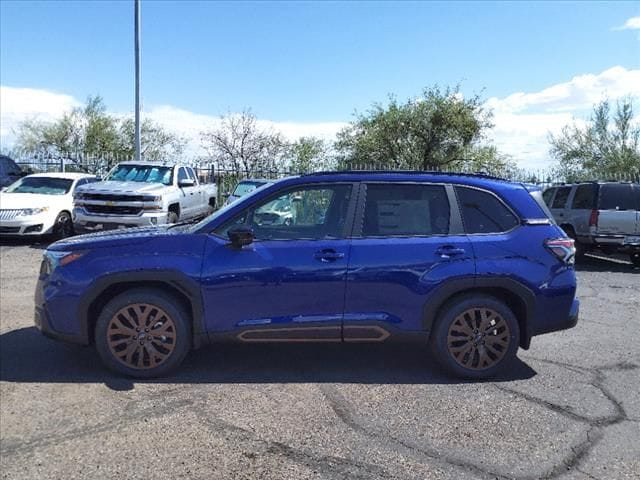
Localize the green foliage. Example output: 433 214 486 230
336 85 493 170
14 95 185 170
549 98 640 180
286 137 330 173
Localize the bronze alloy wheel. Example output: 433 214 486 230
106 303 177 370
447 307 510 370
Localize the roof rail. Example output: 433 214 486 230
304 170 508 181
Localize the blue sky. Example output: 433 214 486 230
1 1 639 167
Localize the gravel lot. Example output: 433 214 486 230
1 240 639 480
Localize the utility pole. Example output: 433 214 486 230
134 0 141 162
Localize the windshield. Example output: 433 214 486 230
232 181 265 197
106 164 173 185
5 176 73 195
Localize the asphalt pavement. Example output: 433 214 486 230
1 241 638 479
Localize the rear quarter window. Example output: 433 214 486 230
599 184 636 211
542 188 555 206
571 184 596 209
455 186 519 234
551 187 571 209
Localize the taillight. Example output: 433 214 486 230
588 209 599 227
545 238 576 264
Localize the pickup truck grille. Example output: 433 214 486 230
0 209 22 221
84 205 143 216
81 193 148 202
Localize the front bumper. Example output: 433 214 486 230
0 215 55 236
73 207 167 232
34 305 87 345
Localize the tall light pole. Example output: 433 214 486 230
134 0 141 162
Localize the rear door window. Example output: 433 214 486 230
599 184 636 211
571 184 596 209
455 186 519 234
551 187 571 209
362 183 450 236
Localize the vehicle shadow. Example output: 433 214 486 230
0 327 537 391
575 253 639 273
0 237 50 250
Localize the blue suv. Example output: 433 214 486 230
35 172 579 379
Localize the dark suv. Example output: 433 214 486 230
35 172 579 379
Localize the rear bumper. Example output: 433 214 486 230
532 298 579 337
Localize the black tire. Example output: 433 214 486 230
167 210 179 224
631 252 640 268
429 294 520 379
52 211 74 239
94 288 192 378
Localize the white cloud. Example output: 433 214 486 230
486 66 640 169
1 65 638 170
144 105 347 157
613 16 640 30
0 86 79 149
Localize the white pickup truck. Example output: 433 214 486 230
73 161 217 232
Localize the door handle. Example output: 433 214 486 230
435 246 466 259
314 249 345 262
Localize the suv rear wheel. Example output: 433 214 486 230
430 294 520 379
95 288 191 378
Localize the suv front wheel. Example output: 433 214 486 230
430 294 520 379
95 288 192 378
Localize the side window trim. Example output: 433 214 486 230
454 185 521 236
211 182 359 241
353 181 453 238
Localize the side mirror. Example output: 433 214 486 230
179 178 196 187
223 192 230 198
228 225 254 248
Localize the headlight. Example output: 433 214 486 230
143 195 162 202
45 250 85 270
74 193 86 201
17 207 49 217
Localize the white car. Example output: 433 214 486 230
0 172 98 237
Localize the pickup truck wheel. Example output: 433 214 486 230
429 294 519 379
167 211 179 224
95 289 191 378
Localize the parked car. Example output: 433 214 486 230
543 182 640 266
35 172 578 379
0 172 98 237
254 196 293 226
0 155 27 188
73 161 218 232
225 178 270 205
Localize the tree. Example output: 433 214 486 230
14 95 185 171
336 85 493 170
16 95 119 158
116 118 186 161
461 145 518 177
286 137 331 173
200 110 285 176
549 98 640 180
